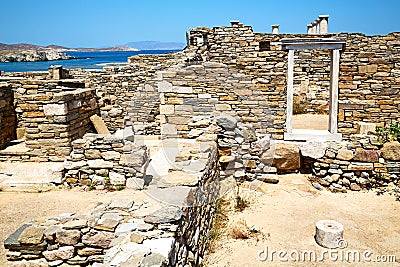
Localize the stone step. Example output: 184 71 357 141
0 162 63 192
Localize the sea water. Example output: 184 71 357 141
0 50 177 73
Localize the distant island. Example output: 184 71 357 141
125 41 185 51
0 41 185 63
0 43 139 63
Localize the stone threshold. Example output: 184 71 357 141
284 129 342 142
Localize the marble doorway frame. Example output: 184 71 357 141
281 38 346 141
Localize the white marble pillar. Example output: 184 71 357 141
286 49 295 134
319 15 329 34
316 18 321 34
312 22 317 34
329 49 340 133
272 24 279 34
307 24 313 34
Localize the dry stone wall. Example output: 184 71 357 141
0 83 16 148
338 33 400 136
188 25 400 139
64 133 149 189
16 88 99 161
158 62 284 139
307 137 400 192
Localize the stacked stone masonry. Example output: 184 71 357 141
64 133 149 189
71 53 185 134
16 88 99 161
306 137 400 192
186 25 400 139
0 83 16 148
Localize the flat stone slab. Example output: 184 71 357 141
90 114 111 135
94 218 120 232
4 223 32 249
146 186 194 207
144 206 183 224
18 225 45 245
0 162 64 190
143 237 175 258
108 198 134 210
62 219 88 230
160 171 200 187
115 223 138 236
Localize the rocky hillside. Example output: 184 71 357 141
0 50 74 62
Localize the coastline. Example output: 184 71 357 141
0 50 178 72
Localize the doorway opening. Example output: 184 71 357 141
281 38 346 141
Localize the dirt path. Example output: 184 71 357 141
204 174 400 267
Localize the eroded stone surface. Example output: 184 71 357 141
144 207 183 224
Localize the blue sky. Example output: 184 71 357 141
1 0 399 47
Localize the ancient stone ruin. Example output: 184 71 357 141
0 15 399 266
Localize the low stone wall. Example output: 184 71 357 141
5 138 221 267
64 133 149 189
17 88 99 161
169 140 219 266
308 137 400 192
0 83 16 148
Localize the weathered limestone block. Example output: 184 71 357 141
262 143 300 171
381 141 400 161
144 207 183 224
353 148 380 162
17 226 45 245
43 246 75 261
109 172 125 185
358 64 377 73
336 148 354 161
126 178 145 190
43 103 68 116
355 122 376 134
160 105 174 115
216 114 237 130
87 159 114 169
82 230 114 249
300 140 327 159
56 229 81 245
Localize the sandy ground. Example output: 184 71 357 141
0 188 152 266
292 114 329 130
203 174 400 267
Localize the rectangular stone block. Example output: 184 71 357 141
43 103 68 116
159 105 174 115
358 64 377 73
90 115 111 135
172 86 193 94
348 162 374 171
215 104 232 111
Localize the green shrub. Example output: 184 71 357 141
376 122 400 143
293 96 307 114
